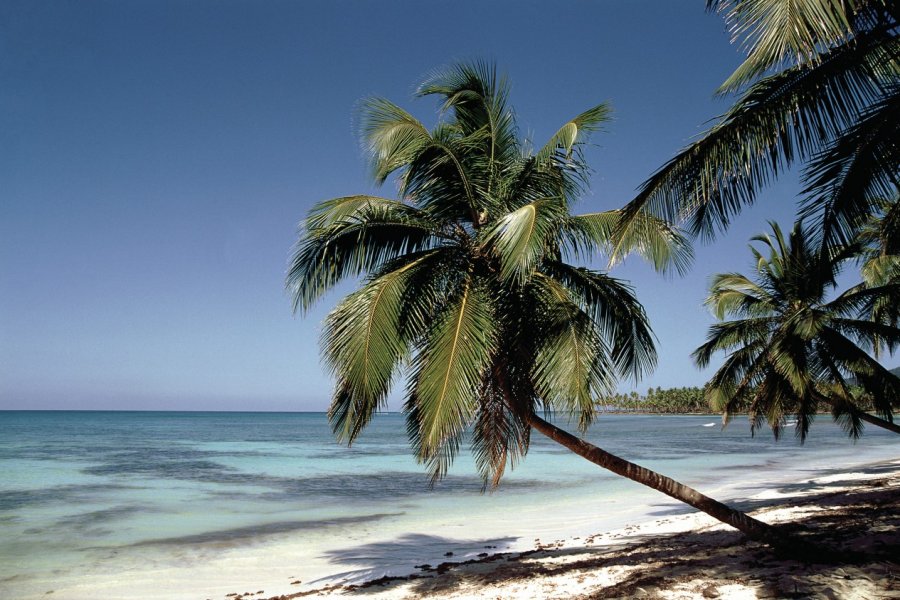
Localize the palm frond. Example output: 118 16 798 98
534 103 612 164
323 251 440 443
417 60 520 195
861 254 900 287
417 61 514 140
494 153 589 213
827 281 900 324
750 369 808 440
409 276 498 481
358 98 434 184
398 125 486 223
704 336 773 420
527 275 616 430
705 272 777 319
470 372 529 489
565 210 693 275
710 0 857 92
823 386 866 439
800 89 900 247
287 203 441 313
692 319 774 367
304 195 416 230
482 198 567 283
817 327 900 418
623 30 897 239
541 262 657 381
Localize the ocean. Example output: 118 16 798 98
1 411 897 599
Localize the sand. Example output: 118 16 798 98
237 460 900 600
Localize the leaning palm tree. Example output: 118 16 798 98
621 0 899 248
694 220 900 439
289 62 798 548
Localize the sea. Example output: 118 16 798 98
1 411 897 599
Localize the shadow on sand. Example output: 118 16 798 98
267 470 899 600
310 533 518 587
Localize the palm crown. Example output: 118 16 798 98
623 0 899 247
693 220 900 440
288 62 690 485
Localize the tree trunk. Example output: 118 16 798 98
820 396 900 435
525 412 792 549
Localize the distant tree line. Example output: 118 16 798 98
598 387 719 414
597 382 891 415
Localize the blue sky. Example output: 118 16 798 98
1 1 807 411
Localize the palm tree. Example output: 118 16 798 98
621 0 899 249
288 62 798 548
853 193 900 356
856 193 900 287
694 220 900 439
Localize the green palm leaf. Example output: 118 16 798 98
534 104 612 164
710 0 857 92
565 210 693 275
541 262 657 381
305 195 415 230
625 28 897 239
800 89 900 247
470 374 529 489
409 276 498 480
323 251 440 442
482 198 567 283
358 98 433 184
705 273 777 319
287 203 441 313
531 277 615 431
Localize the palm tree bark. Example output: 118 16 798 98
820 395 900 435
853 411 900 434
525 412 792 549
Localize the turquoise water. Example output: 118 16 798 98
1 411 897 599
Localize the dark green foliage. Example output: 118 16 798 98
288 62 690 487
694 221 900 440
598 386 741 414
623 0 899 248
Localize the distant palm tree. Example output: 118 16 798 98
288 62 792 547
856 193 900 286
622 0 899 248
694 221 900 438
854 193 900 356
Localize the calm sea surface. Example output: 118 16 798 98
1 411 897 599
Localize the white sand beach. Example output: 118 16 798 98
5 418 896 600
239 459 900 600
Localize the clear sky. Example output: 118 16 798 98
1 0 809 411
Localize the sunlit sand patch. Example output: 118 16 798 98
290 464 899 600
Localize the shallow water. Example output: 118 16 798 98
1 411 896 599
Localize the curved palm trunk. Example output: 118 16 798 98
526 413 791 548
820 396 900 435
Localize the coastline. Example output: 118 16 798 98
4 414 897 600
242 458 900 600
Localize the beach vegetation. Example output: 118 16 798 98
289 62 801 549
694 220 900 438
620 0 898 251
598 386 718 413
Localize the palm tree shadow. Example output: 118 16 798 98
331 479 898 598
313 533 518 589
